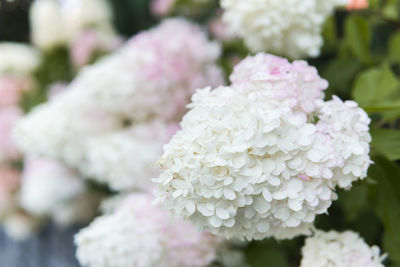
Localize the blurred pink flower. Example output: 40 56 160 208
70 30 122 68
0 76 31 107
151 0 176 16
347 0 368 10
209 15 235 41
0 106 23 162
0 166 20 215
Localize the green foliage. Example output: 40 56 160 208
372 129 400 160
368 156 400 266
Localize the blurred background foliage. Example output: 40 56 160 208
1 0 400 266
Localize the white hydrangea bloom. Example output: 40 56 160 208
30 0 115 51
61 0 115 41
154 86 334 240
316 96 372 189
19 157 99 225
76 18 223 122
83 121 178 191
0 43 41 75
300 230 386 267
220 0 345 58
75 193 222 267
13 91 123 168
154 53 371 241
30 0 67 50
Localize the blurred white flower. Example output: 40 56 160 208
301 230 386 267
221 0 345 58
30 0 67 50
30 0 116 51
61 0 115 41
13 91 123 168
0 43 41 75
75 193 222 267
19 157 99 226
84 121 178 191
2 211 41 241
154 53 371 241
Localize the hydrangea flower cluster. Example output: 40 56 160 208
83 121 179 191
75 193 223 267
76 18 223 122
14 19 223 192
19 157 100 226
154 53 371 240
30 0 118 56
300 230 386 267
220 0 346 58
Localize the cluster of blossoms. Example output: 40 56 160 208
14 18 224 192
154 53 372 240
0 42 99 240
75 193 223 267
30 0 120 66
300 230 386 267
220 0 346 58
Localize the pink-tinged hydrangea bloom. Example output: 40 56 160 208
0 166 20 215
14 19 223 177
75 193 222 267
230 53 328 114
19 157 100 226
83 121 179 191
0 106 23 163
154 53 371 241
347 0 368 10
75 18 223 122
300 230 386 267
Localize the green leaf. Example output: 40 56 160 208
371 129 400 160
361 102 400 112
245 241 289 267
344 15 371 63
368 156 400 265
389 32 400 63
320 58 363 98
352 65 400 105
337 184 369 222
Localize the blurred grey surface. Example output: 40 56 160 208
0 223 81 267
